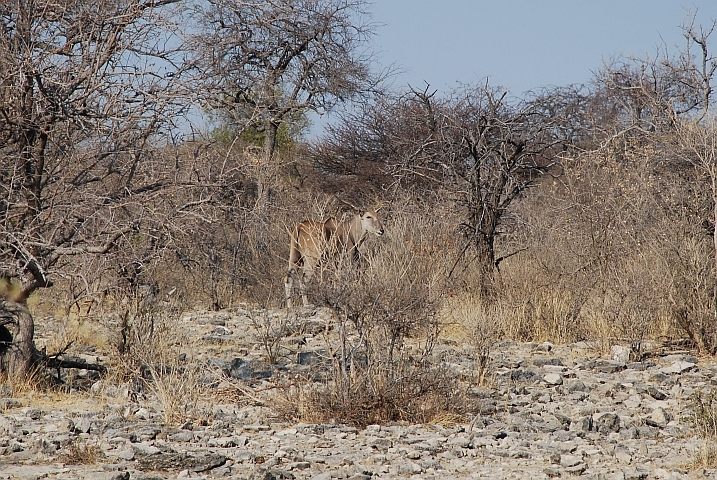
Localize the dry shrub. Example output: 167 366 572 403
443 293 502 385
105 291 182 381
146 360 212 425
283 364 463 427
100 291 213 424
490 148 691 350
58 438 104 465
247 308 299 364
94 290 223 425
664 232 717 354
494 259 587 344
691 389 717 468
0 365 51 398
280 205 468 426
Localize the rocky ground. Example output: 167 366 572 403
1 306 717 479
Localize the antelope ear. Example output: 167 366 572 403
374 204 384 212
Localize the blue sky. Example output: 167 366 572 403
310 1 717 136
369 1 717 94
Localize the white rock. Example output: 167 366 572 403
560 454 583 467
543 373 563 385
659 361 696 374
611 345 632 363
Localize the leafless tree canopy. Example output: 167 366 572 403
314 83 563 284
590 17 717 139
189 0 382 161
0 0 187 301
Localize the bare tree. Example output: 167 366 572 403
315 83 561 292
578 15 717 353
0 0 188 377
593 16 716 140
188 0 385 209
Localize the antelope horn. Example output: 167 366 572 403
333 195 360 212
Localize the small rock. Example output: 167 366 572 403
570 416 593 432
651 407 672 425
208 436 241 447
623 468 649 479
405 449 421 459
543 373 563 386
396 461 422 475
133 443 161 456
662 354 698 364
560 454 583 467
645 386 667 400
553 412 572 428
168 431 194 442
593 412 621 433
297 351 325 366
117 448 135 460
611 345 632 363
310 473 332 480
564 463 587 475
615 446 632 464
98 473 131 480
586 359 625 373
565 379 588 392
533 357 564 367
134 407 151 420
534 342 554 352
510 369 538 382
74 417 92 434
56 418 74 433
544 467 561 477
659 361 696 375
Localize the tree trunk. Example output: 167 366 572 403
709 176 717 355
255 120 280 216
473 232 497 297
0 301 38 378
470 200 499 297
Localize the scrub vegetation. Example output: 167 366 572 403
1 1 717 431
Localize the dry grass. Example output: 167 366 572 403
57 438 104 465
690 389 717 468
39 315 112 360
146 360 212 425
443 294 502 386
0 370 42 399
692 441 717 469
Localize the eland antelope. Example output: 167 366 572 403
284 210 385 308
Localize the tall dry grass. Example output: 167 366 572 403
691 389 717 468
490 147 706 353
442 293 503 385
276 203 469 426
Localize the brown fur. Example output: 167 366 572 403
285 211 384 308
0 277 28 305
